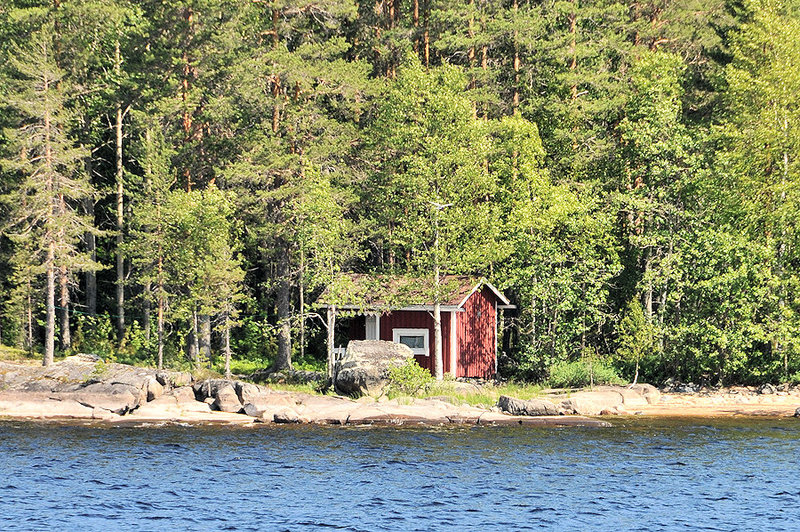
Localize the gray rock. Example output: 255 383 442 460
194 379 233 402
273 408 302 423
628 383 661 404
172 386 198 404
70 382 142 414
234 382 262 404
172 372 193 388
674 382 699 394
242 402 264 417
212 384 243 413
146 377 164 402
759 383 777 395
334 340 414 397
497 395 560 416
559 391 624 416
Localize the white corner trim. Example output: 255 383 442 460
457 279 511 308
366 314 379 340
450 311 458 378
392 328 430 356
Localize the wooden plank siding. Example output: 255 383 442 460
378 310 452 375
340 288 498 378
457 286 496 379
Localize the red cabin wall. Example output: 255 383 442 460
379 311 451 375
457 286 496 379
341 285 498 379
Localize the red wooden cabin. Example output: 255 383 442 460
318 275 514 379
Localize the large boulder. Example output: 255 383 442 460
234 382 265 405
212 384 243 413
334 340 414 397
145 377 164 402
68 382 143 414
241 393 296 418
156 370 193 389
559 391 624 416
497 395 561 416
194 379 234 402
626 383 660 404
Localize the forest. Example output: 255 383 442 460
0 0 799 386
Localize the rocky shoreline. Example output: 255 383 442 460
1 355 798 427
0 355 608 427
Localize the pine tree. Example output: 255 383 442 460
1 23 97 365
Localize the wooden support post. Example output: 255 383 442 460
327 306 336 381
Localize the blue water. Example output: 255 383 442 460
0 418 798 530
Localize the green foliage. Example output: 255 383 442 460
616 299 654 380
3 0 800 386
547 360 624 389
386 357 435 397
72 315 116 360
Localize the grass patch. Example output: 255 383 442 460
0 345 39 363
385 377 545 408
546 360 624 389
426 381 545 407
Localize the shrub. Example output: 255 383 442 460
386 357 435 396
72 315 116 360
547 359 623 389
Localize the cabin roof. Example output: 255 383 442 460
317 273 513 312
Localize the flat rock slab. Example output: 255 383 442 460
0 392 122 421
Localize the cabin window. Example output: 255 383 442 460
392 328 430 356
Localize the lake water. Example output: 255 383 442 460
0 418 798 530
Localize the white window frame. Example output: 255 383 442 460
392 328 430 356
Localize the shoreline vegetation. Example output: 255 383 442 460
1 354 797 427
2 1 800 391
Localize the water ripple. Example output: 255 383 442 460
0 419 798 530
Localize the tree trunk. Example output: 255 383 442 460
157 255 165 370
569 0 578 151
299 248 305 360
481 9 488 120
189 309 200 365
274 262 292 371
433 298 443 380
45 247 55 367
327 305 336 381
423 0 430 68
59 266 70 351
224 313 232 379
83 148 96 316
512 0 520 114
271 9 280 134
432 215 443 380
199 314 211 362
143 280 151 343
26 283 34 353
115 41 125 344
413 0 420 54
182 7 195 191
43 67 55 367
